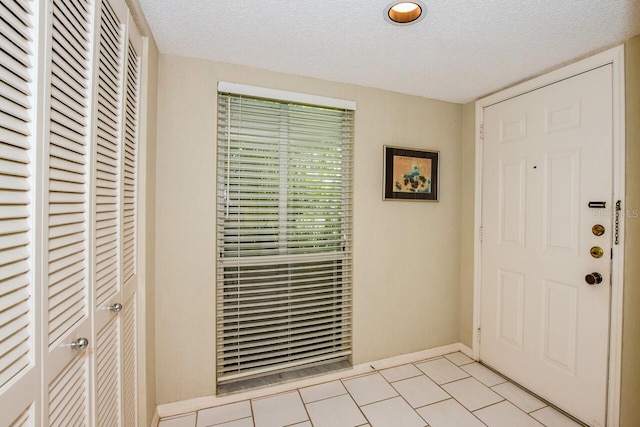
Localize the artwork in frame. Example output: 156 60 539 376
383 145 439 201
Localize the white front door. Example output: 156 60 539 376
480 64 613 426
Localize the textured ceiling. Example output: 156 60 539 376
138 0 640 103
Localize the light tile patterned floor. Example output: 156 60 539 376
158 352 584 427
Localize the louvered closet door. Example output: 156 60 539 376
0 0 40 425
43 0 94 425
91 3 141 425
91 0 127 425
120 18 141 427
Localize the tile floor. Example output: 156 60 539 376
158 352 584 427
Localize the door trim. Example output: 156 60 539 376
472 45 626 426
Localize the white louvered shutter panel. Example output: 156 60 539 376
120 26 141 425
95 317 120 426
0 0 146 423
122 293 137 426
45 0 93 425
92 0 126 425
0 0 39 423
48 354 90 426
122 38 139 284
94 0 124 307
47 0 92 346
216 91 354 384
8 404 34 426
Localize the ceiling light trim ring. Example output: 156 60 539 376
384 1 427 26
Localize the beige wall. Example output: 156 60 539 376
142 36 159 425
459 102 476 348
154 54 463 404
621 34 640 427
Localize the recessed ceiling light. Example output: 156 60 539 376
384 1 426 25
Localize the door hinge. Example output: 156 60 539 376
477 328 481 345
480 124 485 141
479 226 483 242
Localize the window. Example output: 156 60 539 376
216 83 355 384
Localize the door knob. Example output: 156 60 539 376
71 337 89 351
590 246 604 259
585 272 603 285
108 303 123 312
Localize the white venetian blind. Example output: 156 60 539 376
216 86 354 383
0 0 34 389
47 0 91 346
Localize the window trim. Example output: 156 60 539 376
217 82 356 111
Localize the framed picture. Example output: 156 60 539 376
383 145 439 201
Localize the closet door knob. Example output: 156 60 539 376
71 337 89 351
108 303 123 312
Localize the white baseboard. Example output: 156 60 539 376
458 343 474 359
155 342 473 420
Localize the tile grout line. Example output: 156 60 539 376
443 354 477 367
251 397 256 427
472 399 557 426
528 405 549 414
346 356 500 427
386 372 423 382
383 375 433 426
490 382 549 414
355 357 495 427
301 390 349 405
296 388 313 427
249 396 264 427
339 373 386 426
414 358 472 386
410 361 502 427
478 362 589 426
459 363 510 388
195 401 257 427
408 385 493 426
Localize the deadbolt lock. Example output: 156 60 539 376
590 246 604 259
585 272 603 285
592 224 605 236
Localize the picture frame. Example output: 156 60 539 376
383 145 439 201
